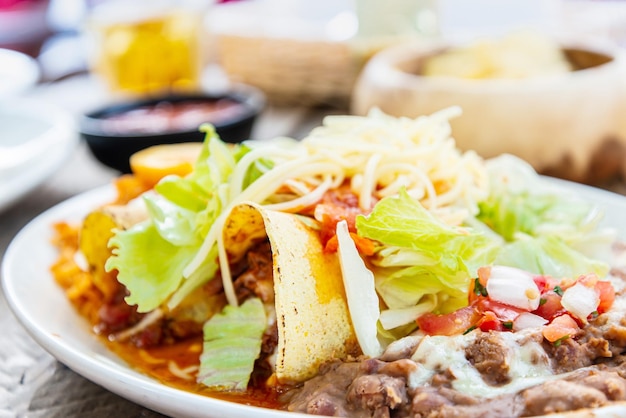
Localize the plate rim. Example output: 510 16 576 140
3 179 626 418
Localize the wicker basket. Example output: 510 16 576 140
214 34 362 107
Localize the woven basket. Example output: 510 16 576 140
214 34 362 107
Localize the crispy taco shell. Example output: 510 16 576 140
224 203 358 384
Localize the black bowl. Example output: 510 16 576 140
80 85 265 173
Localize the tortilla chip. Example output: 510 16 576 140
224 203 358 384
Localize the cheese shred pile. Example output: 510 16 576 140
183 107 490 308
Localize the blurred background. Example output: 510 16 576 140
3 0 626 186
3 0 625 90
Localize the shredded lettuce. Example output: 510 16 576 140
495 235 609 279
476 154 612 277
354 158 613 328
356 189 499 315
480 155 610 245
105 128 271 389
198 298 267 391
477 183 603 244
105 126 245 312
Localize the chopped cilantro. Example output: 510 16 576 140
463 325 477 335
553 335 569 347
474 278 488 297
553 286 564 296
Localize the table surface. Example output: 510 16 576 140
0 74 336 417
2 71 626 417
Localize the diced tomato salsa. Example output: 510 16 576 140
311 186 376 255
417 268 615 345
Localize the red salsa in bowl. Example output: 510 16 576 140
80 85 265 173
97 98 247 135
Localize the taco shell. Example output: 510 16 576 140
224 203 358 384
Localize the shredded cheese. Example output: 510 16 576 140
112 308 164 342
263 175 334 212
138 349 168 365
167 361 199 380
410 329 565 398
181 108 490 307
359 153 382 210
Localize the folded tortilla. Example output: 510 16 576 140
223 203 358 384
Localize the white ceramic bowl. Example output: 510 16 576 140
351 39 626 184
0 99 78 212
0 48 40 98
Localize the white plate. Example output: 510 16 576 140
0 99 78 212
3 180 626 418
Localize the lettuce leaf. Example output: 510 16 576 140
479 155 610 248
495 235 609 279
477 154 612 277
106 126 246 312
356 189 499 314
198 298 266 391
355 172 611 326
476 186 601 243
143 193 198 247
106 221 199 312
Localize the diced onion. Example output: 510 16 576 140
486 265 541 311
513 312 548 331
561 283 599 324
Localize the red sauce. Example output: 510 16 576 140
102 335 283 409
51 221 283 410
99 99 247 134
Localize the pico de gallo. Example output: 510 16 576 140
417 264 616 345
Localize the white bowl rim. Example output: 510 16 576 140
362 37 625 93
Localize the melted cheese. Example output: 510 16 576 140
408 329 566 398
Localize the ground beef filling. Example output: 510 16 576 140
284 317 626 418
233 241 274 305
465 333 511 385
